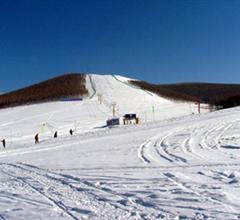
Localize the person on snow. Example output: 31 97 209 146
69 129 73 136
35 133 39 144
54 131 58 138
1 139 6 148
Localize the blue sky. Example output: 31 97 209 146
0 0 240 92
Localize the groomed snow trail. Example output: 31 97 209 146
0 163 142 220
1 107 240 219
1 75 240 219
136 108 240 219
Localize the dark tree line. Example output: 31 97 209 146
0 74 88 109
131 81 240 110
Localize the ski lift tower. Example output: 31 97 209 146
197 96 200 114
111 102 117 117
195 96 201 114
97 93 102 104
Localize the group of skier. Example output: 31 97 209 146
34 129 74 144
1 129 74 148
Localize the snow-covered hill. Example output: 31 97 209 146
1 74 239 219
0 74 207 149
86 74 206 121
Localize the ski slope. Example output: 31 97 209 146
1 74 240 219
87 74 205 122
0 74 205 150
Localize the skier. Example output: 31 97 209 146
35 133 39 144
69 129 73 136
54 131 58 138
1 139 6 148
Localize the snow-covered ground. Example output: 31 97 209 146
1 75 240 219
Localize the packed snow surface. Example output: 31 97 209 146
1 75 240 219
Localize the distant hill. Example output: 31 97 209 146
1 73 240 110
130 81 240 109
0 74 88 109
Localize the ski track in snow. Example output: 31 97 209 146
1 75 240 219
134 113 240 219
2 116 240 220
0 162 175 220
